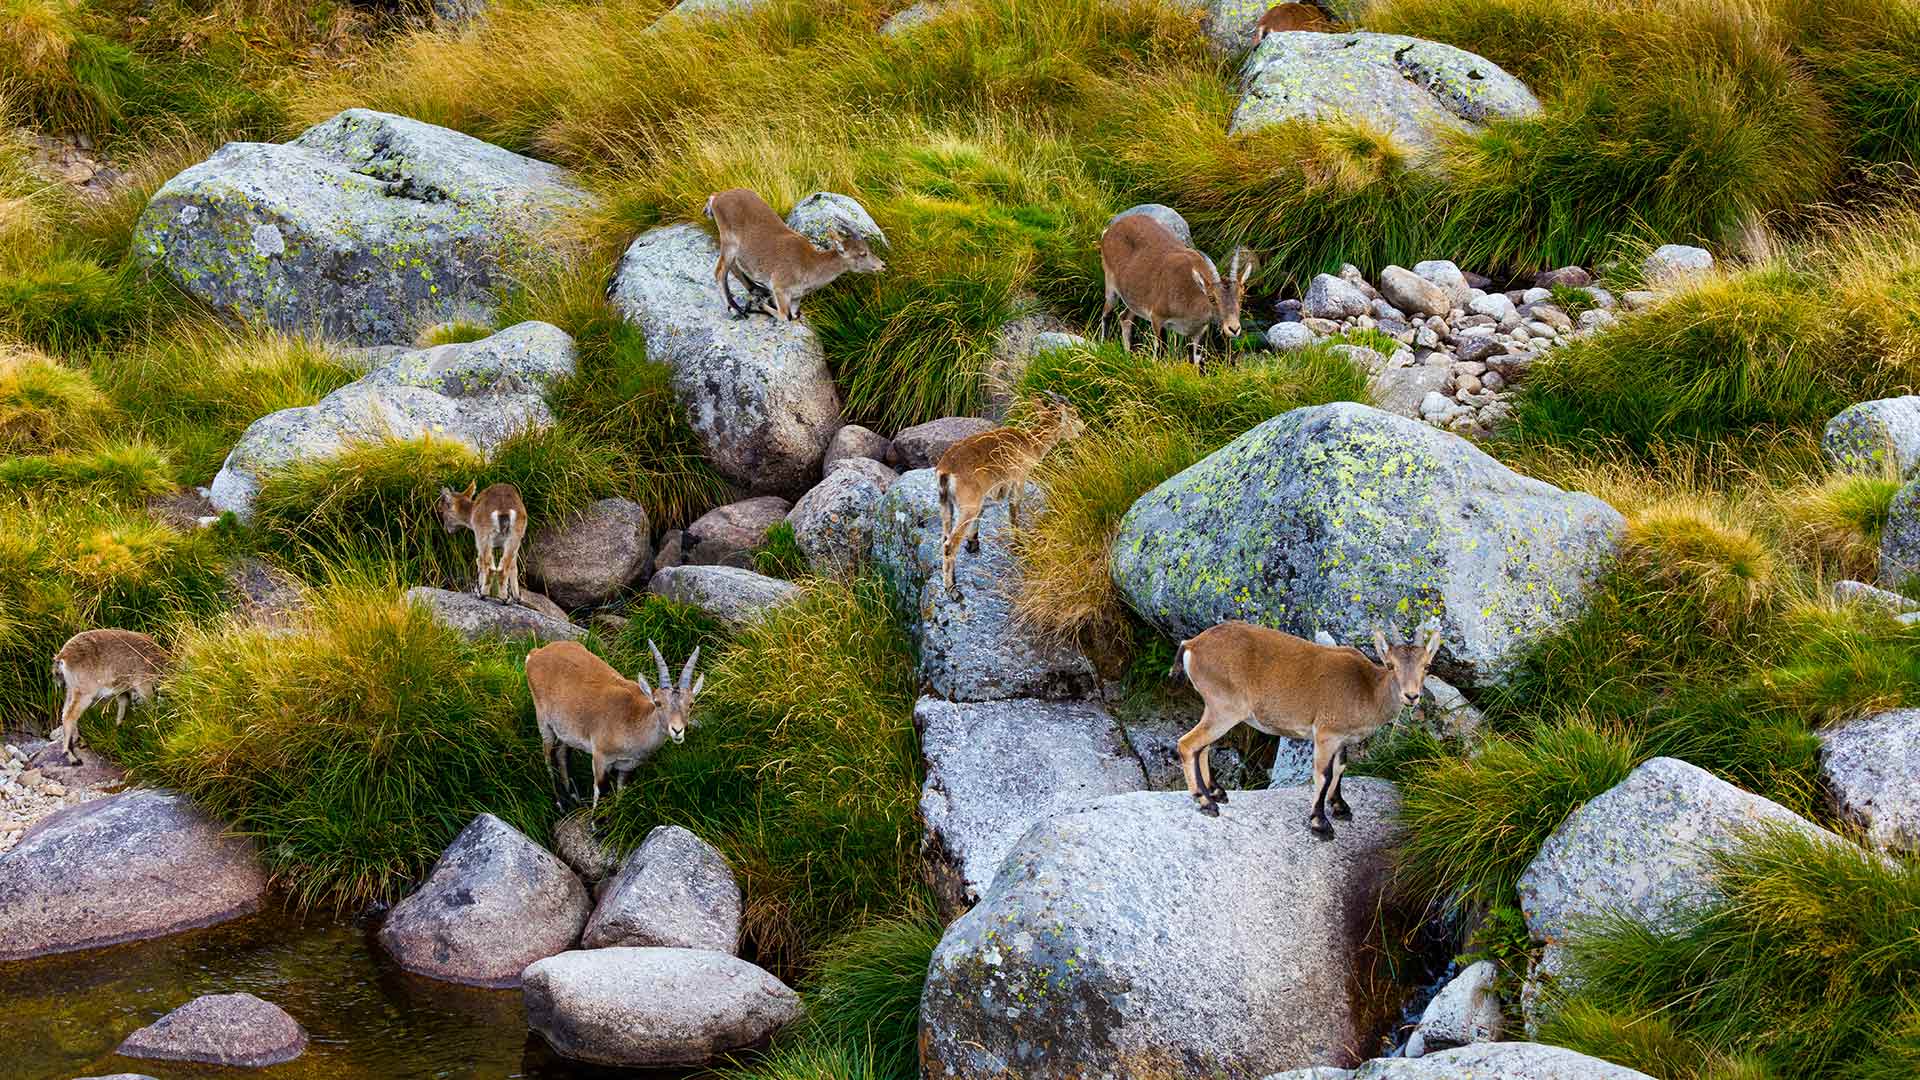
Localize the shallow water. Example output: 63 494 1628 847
0 905 698 1080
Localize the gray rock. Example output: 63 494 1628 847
1621 289 1658 310
208 321 575 518
870 470 1095 700
135 110 589 346
987 312 1087 419
685 496 792 568
1330 343 1389 375
1833 578 1920 614
552 809 621 886
1372 363 1452 420
583 825 741 952
880 0 948 33
1881 475 1920 587
1532 266 1592 289
647 566 802 630
1454 336 1507 366
1304 272 1372 319
1263 1043 1654 1079
377 813 590 988
1199 0 1291 53
653 529 685 571
1820 709 1920 851
916 697 1148 913
1106 203 1191 245
1380 265 1451 317
1824 396 1920 477
406 586 583 642
786 458 896 575
888 416 995 471
522 947 803 1066
783 191 885 251
1234 33 1541 154
1111 403 1624 687
608 224 843 494
1575 309 1615 334
1643 243 1713 286
1467 291 1518 323
1404 960 1501 1057
921 783 1403 1078
1421 676 1483 739
527 498 653 608
823 423 891 470
116 993 307 1068
1267 321 1320 351
0 789 268 961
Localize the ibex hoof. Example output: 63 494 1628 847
1330 801 1352 820
1308 818 1334 840
965 536 981 555
1197 801 1220 818
1209 787 1229 804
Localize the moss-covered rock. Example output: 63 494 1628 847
1824 395 1920 477
1110 403 1623 688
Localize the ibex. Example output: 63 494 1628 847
1252 2 1331 44
438 481 527 604
934 392 1086 598
1171 621 1442 837
526 639 703 811
51 629 166 766
704 188 886 322
1100 213 1256 366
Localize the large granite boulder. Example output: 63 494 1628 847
1881 474 1920 587
0 789 268 962
208 321 575 517
116 993 307 1067
871 469 1095 701
647 565 802 630
1819 709 1920 851
583 825 742 952
786 458 896 575
523 947 803 1066
1107 202 1191 245
685 495 792 567
135 109 589 345
377 813 590 988
607 222 845 495
527 498 653 608
1232 33 1541 154
1111 403 1623 688
1261 1043 1655 1079
921 783 1403 1078
916 696 1149 914
1824 397 1920 477
406 586 583 642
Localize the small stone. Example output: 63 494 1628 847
823 424 890 471
1528 304 1573 332
1412 260 1472 308
1521 287 1552 305
1526 320 1557 338
1303 273 1372 320
1301 317 1340 335
1467 293 1517 323
1532 265 1592 289
1577 308 1616 333
1265 322 1319 351
1419 391 1452 419
1623 290 1659 310
1481 371 1506 393
1379 265 1452 318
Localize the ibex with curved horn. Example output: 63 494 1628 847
525 639 705 810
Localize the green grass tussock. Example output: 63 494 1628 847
0 339 110 451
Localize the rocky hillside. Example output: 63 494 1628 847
3 0 1919 1077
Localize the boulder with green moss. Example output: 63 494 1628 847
1110 402 1623 688
1825 395 1920 477
135 109 590 345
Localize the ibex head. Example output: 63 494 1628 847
1041 390 1087 443
438 481 477 533
1371 625 1443 708
1217 247 1258 340
636 640 705 745
827 227 887 274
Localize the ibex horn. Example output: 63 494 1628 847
680 646 701 692
650 640 671 690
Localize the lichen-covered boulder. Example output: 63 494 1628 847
916 697 1148 914
1232 33 1540 153
208 321 575 518
685 495 793 567
117 993 307 1068
921 783 1403 1078
406 586 583 642
527 498 653 608
583 825 742 952
135 109 589 345
888 416 995 471
1825 396 1920 477
1403 960 1502 1058
871 469 1095 701
1111 403 1623 687
377 813 590 988
784 190 885 250
1820 709 1920 851
647 566 802 631
787 458 896 575
607 222 845 495
1879 474 1920 587
523 948 803 1067
0 789 268 961
1261 1043 1655 1079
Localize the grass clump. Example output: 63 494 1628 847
1774 470 1901 580
0 340 110 451
752 521 811 581
93 581 552 908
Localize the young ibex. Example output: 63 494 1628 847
1100 213 1256 366
704 188 886 322
934 392 1086 598
439 481 528 604
1252 2 1331 44
526 639 703 811
1172 621 1442 837
51 629 166 766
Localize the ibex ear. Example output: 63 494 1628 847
462 481 477 498
1235 249 1258 286
1422 628 1443 662
1372 627 1390 659
635 671 654 695
690 673 706 700
438 486 453 501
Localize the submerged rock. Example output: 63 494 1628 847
583 825 742 953
0 789 268 962
406 586 583 643
135 109 589 345
117 993 307 1068
1819 709 1920 851
647 565 802 630
527 498 653 608
523 948 803 1066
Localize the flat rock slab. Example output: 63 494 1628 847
0 789 267 962
647 565 803 631
117 993 307 1068
921 783 1403 1079
523 947 803 1067
407 586 583 642
135 108 589 346
916 696 1148 914
1820 709 1920 851
378 813 589 988
583 825 742 952
1262 1042 1655 1079
527 497 654 608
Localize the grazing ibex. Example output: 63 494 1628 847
526 639 703 811
704 188 886 321
439 481 528 604
1252 2 1331 44
1171 621 1442 837
1100 213 1256 366
934 392 1086 598
51 629 166 766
